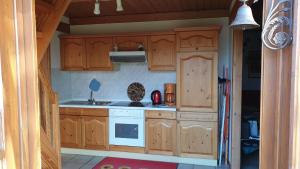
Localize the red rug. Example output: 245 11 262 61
93 157 177 169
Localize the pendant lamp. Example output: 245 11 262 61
230 0 260 30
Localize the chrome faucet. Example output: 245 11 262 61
88 90 96 105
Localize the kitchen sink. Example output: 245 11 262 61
62 100 112 106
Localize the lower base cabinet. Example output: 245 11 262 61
60 108 108 150
82 116 108 150
146 119 177 155
177 120 217 159
60 115 82 148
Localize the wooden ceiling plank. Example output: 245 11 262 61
70 9 228 25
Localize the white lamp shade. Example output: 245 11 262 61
116 0 124 11
230 2 260 30
94 1 100 15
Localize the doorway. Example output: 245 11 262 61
240 1 262 169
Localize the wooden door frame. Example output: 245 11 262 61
231 30 243 169
231 0 300 169
0 0 41 168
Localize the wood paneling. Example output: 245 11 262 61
86 37 113 70
69 10 228 25
177 52 218 112
66 0 231 25
230 30 243 169
146 119 177 155
60 115 82 148
177 121 217 159
147 34 176 71
0 0 41 168
82 117 108 150
290 0 300 168
259 0 292 169
60 38 86 70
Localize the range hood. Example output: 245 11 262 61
109 51 147 63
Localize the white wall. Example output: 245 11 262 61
51 17 232 102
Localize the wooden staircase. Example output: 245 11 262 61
35 0 71 168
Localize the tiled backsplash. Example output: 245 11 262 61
52 63 176 102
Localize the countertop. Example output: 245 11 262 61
59 100 176 111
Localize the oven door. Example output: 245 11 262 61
109 117 145 147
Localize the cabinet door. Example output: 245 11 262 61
60 38 86 70
147 35 176 71
86 37 113 70
146 119 176 155
176 31 218 52
177 120 217 159
177 52 218 112
60 115 82 148
113 36 147 51
82 116 108 150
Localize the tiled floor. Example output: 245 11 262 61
62 154 230 169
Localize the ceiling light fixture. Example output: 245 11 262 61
94 0 100 15
230 0 259 30
116 0 124 11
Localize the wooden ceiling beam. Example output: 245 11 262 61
70 9 229 25
37 0 72 63
36 0 54 13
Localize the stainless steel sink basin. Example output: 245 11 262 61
62 101 112 106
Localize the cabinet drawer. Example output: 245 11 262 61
145 110 176 119
60 107 82 116
81 108 108 117
177 112 217 122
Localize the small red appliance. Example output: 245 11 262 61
151 90 162 105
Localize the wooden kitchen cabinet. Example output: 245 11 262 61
60 38 86 70
60 108 108 150
85 37 113 70
146 119 177 155
82 116 108 150
113 35 147 51
177 120 217 159
177 52 218 112
147 34 176 71
175 27 220 52
60 115 82 148
60 37 113 71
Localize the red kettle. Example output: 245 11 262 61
151 90 162 105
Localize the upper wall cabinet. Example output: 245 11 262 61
60 37 113 71
177 52 218 112
86 37 113 71
175 27 220 52
113 36 147 51
60 38 86 70
147 34 176 71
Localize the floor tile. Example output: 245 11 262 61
177 163 194 169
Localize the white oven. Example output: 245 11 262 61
109 109 145 147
